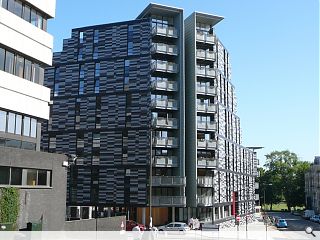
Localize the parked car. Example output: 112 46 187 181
276 219 288 228
310 215 320 223
126 220 146 231
158 222 190 232
303 210 315 219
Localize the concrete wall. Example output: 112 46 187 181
0 147 67 230
64 216 126 231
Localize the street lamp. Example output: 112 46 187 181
263 183 272 232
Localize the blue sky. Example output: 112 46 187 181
49 0 319 165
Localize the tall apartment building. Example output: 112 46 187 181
305 156 320 213
0 0 67 230
184 12 256 224
42 3 257 226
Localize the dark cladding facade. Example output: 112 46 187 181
42 18 152 206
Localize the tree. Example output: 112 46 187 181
258 150 310 211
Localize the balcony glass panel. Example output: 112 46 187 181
152 25 178 38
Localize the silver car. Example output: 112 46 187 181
158 222 190 232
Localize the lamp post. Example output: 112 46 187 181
149 126 153 229
211 169 214 226
263 183 272 231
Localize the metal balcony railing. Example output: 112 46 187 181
197 139 217 150
153 137 178 148
197 158 217 168
152 196 186 207
197 176 213 187
196 49 215 61
197 121 217 131
197 196 213 206
196 103 217 113
153 156 179 167
196 66 216 78
196 84 216 96
151 79 177 91
152 176 186 186
152 117 178 129
151 99 178 110
196 31 215 44
152 43 178 55
151 60 178 73
152 25 178 38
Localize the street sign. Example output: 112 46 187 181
236 215 241 221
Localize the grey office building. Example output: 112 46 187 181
42 3 257 226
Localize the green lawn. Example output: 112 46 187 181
263 202 304 211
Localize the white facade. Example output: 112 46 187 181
0 0 56 120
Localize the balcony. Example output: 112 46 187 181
151 99 178 110
197 176 213 187
255 194 260 201
153 156 179 167
196 66 216 78
196 103 217 113
196 49 215 61
196 31 215 44
197 196 213 206
152 43 178 55
197 139 217 150
151 79 178 92
152 196 186 207
151 60 178 73
152 176 186 187
153 137 178 148
152 117 178 129
196 84 216 96
197 121 217 131
152 25 178 38
197 158 217 168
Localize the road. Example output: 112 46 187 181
267 211 320 231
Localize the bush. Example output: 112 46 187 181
0 188 20 226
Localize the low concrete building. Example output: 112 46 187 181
305 156 320 213
0 147 67 230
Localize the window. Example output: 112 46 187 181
128 41 133 55
15 55 24 78
5 50 14 74
30 9 37 26
7 112 15 133
79 31 84 43
13 0 22 17
0 47 5 71
94 30 99 43
1 0 8 8
11 168 22 185
37 170 48 186
0 110 6 132
15 114 22 135
79 65 84 78
79 80 84 95
32 64 41 84
23 5 31 22
23 116 30 136
21 141 35 150
24 59 32 81
93 47 98 59
26 169 37 186
6 139 21 148
30 118 37 138
94 79 100 93
49 136 56 149
78 47 84 60
92 133 100 148
0 166 10 185
94 63 100 77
